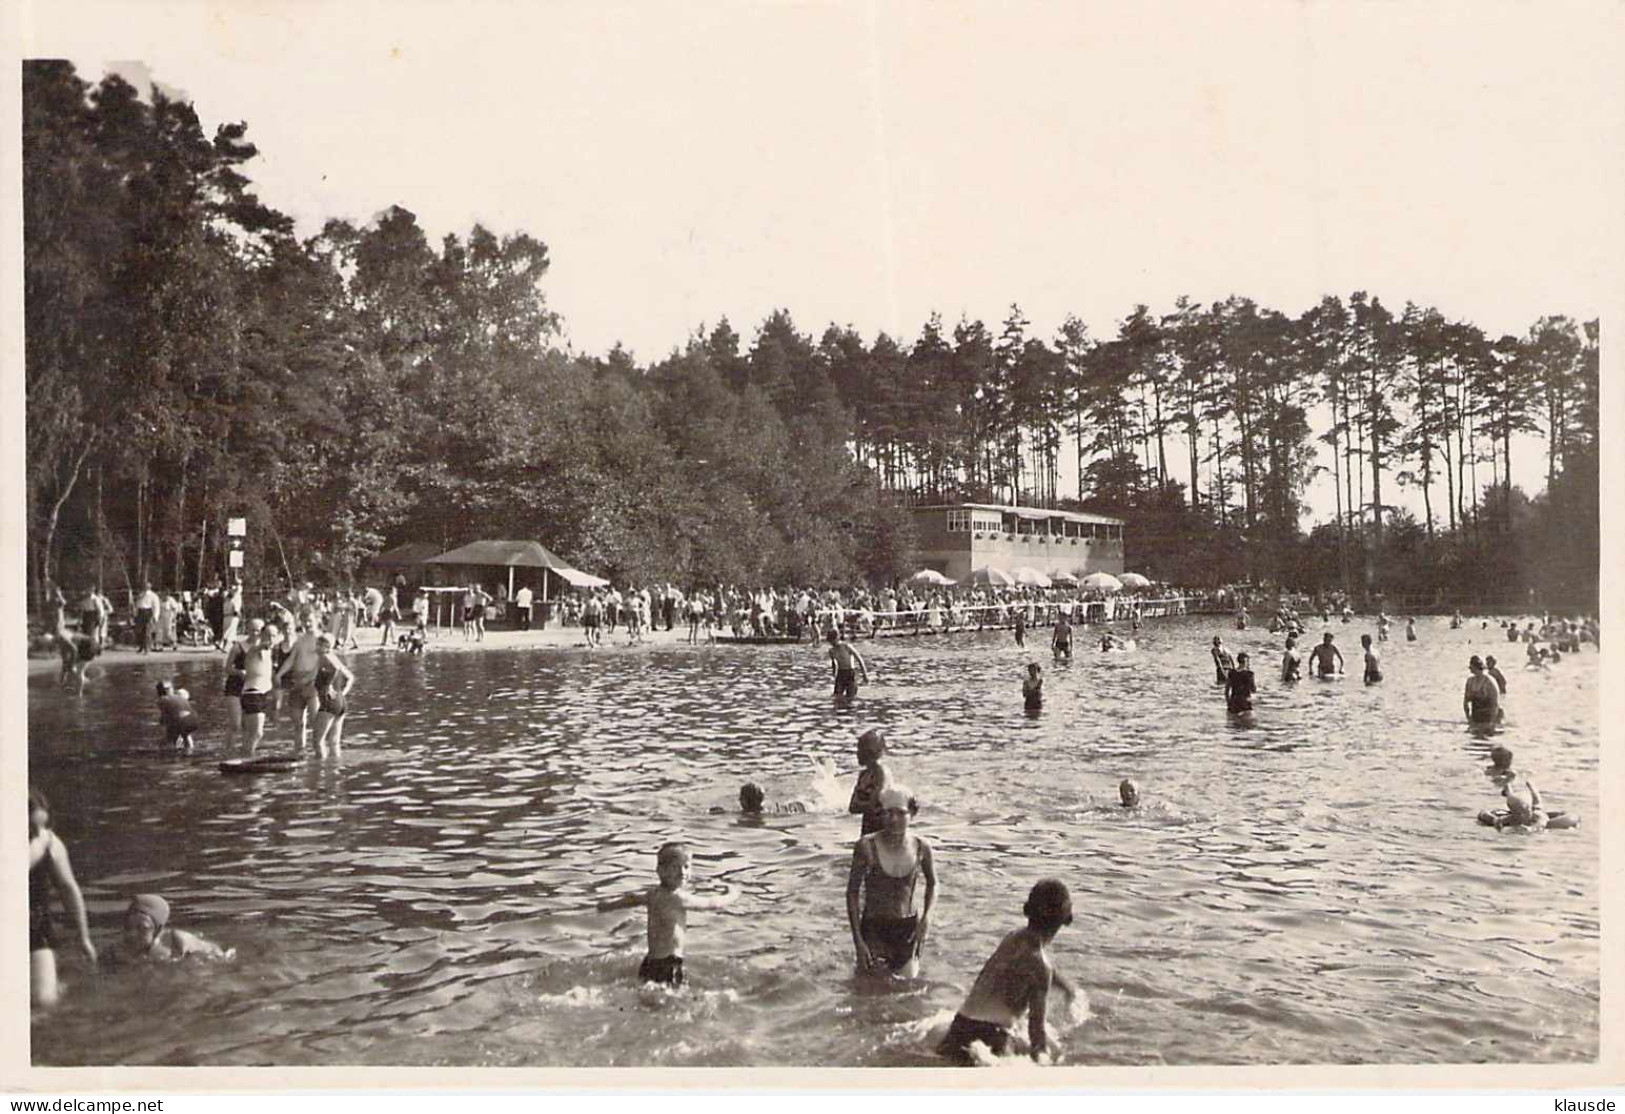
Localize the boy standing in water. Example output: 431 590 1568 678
596 842 734 987
848 728 892 835
828 630 869 702
938 879 1080 1065
1360 633 1382 684
1307 633 1344 678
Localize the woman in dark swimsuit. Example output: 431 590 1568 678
29 787 96 1006
310 633 355 758
846 786 937 978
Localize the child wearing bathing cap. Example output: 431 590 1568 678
112 893 232 963
1119 779 1140 808
939 878 1080 1065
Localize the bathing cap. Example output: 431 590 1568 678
128 893 170 931
1023 879 1073 929
877 786 911 812
1469 655 1484 669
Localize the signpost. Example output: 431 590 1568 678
227 517 246 577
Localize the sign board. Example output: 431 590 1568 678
227 517 247 537
228 550 245 569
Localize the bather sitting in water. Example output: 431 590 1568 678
1478 780 1579 831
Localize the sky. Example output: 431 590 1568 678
13 0 1622 523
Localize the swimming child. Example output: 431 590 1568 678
155 680 199 753
1210 635 1235 684
828 630 870 703
29 787 96 1007
1280 635 1301 683
596 842 735 987
1360 634 1382 684
1485 745 1517 785
1463 656 1500 725
848 728 892 835
1118 779 1139 808
846 786 936 978
1225 652 1257 713
1308 633 1344 678
710 782 808 815
108 894 232 963
1023 663 1043 712
938 879 1080 1065
1485 655 1508 696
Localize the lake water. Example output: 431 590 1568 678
27 616 1599 1068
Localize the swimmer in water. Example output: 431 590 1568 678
1023 663 1043 712
848 728 892 836
155 680 199 753
595 841 736 988
1377 613 1391 643
1308 633 1344 678
1225 651 1257 713
1280 635 1302 684
1119 779 1139 808
846 786 935 978
1051 613 1073 660
938 879 1080 1065
1463 656 1500 726
1013 608 1027 648
1485 745 1517 785
828 630 869 703
710 782 808 815
1405 617 1417 642
1485 655 1508 696
1360 634 1382 685
1211 635 1235 685
106 894 232 964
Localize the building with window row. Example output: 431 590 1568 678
909 503 1126 582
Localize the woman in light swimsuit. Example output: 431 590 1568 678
846 786 937 978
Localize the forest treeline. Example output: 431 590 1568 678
23 61 1600 608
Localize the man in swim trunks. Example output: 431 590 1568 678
596 842 735 988
275 614 323 752
1307 633 1344 678
239 624 277 755
939 879 1079 1065
828 630 869 702
846 786 936 978
1463 656 1500 725
1280 635 1301 683
1360 634 1382 684
1051 613 1073 660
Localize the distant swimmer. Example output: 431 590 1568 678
828 630 870 703
1211 636 1235 684
1463 656 1501 726
848 728 892 835
1051 614 1073 661
596 841 736 988
1225 652 1257 713
938 879 1080 1065
1014 609 1027 648
1280 635 1301 683
1377 613 1391 643
1118 779 1140 808
1450 610 1463 630
710 782 808 815
1485 745 1517 785
1308 633 1344 678
1360 634 1382 685
846 786 936 979
1485 655 1508 696
1235 607 1248 631
1023 663 1044 712
1405 617 1417 642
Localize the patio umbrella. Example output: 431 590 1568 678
909 569 956 586
1119 572 1151 589
1012 567 1053 588
1050 571 1080 586
1081 572 1123 592
967 566 1017 587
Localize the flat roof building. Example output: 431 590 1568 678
909 503 1125 582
